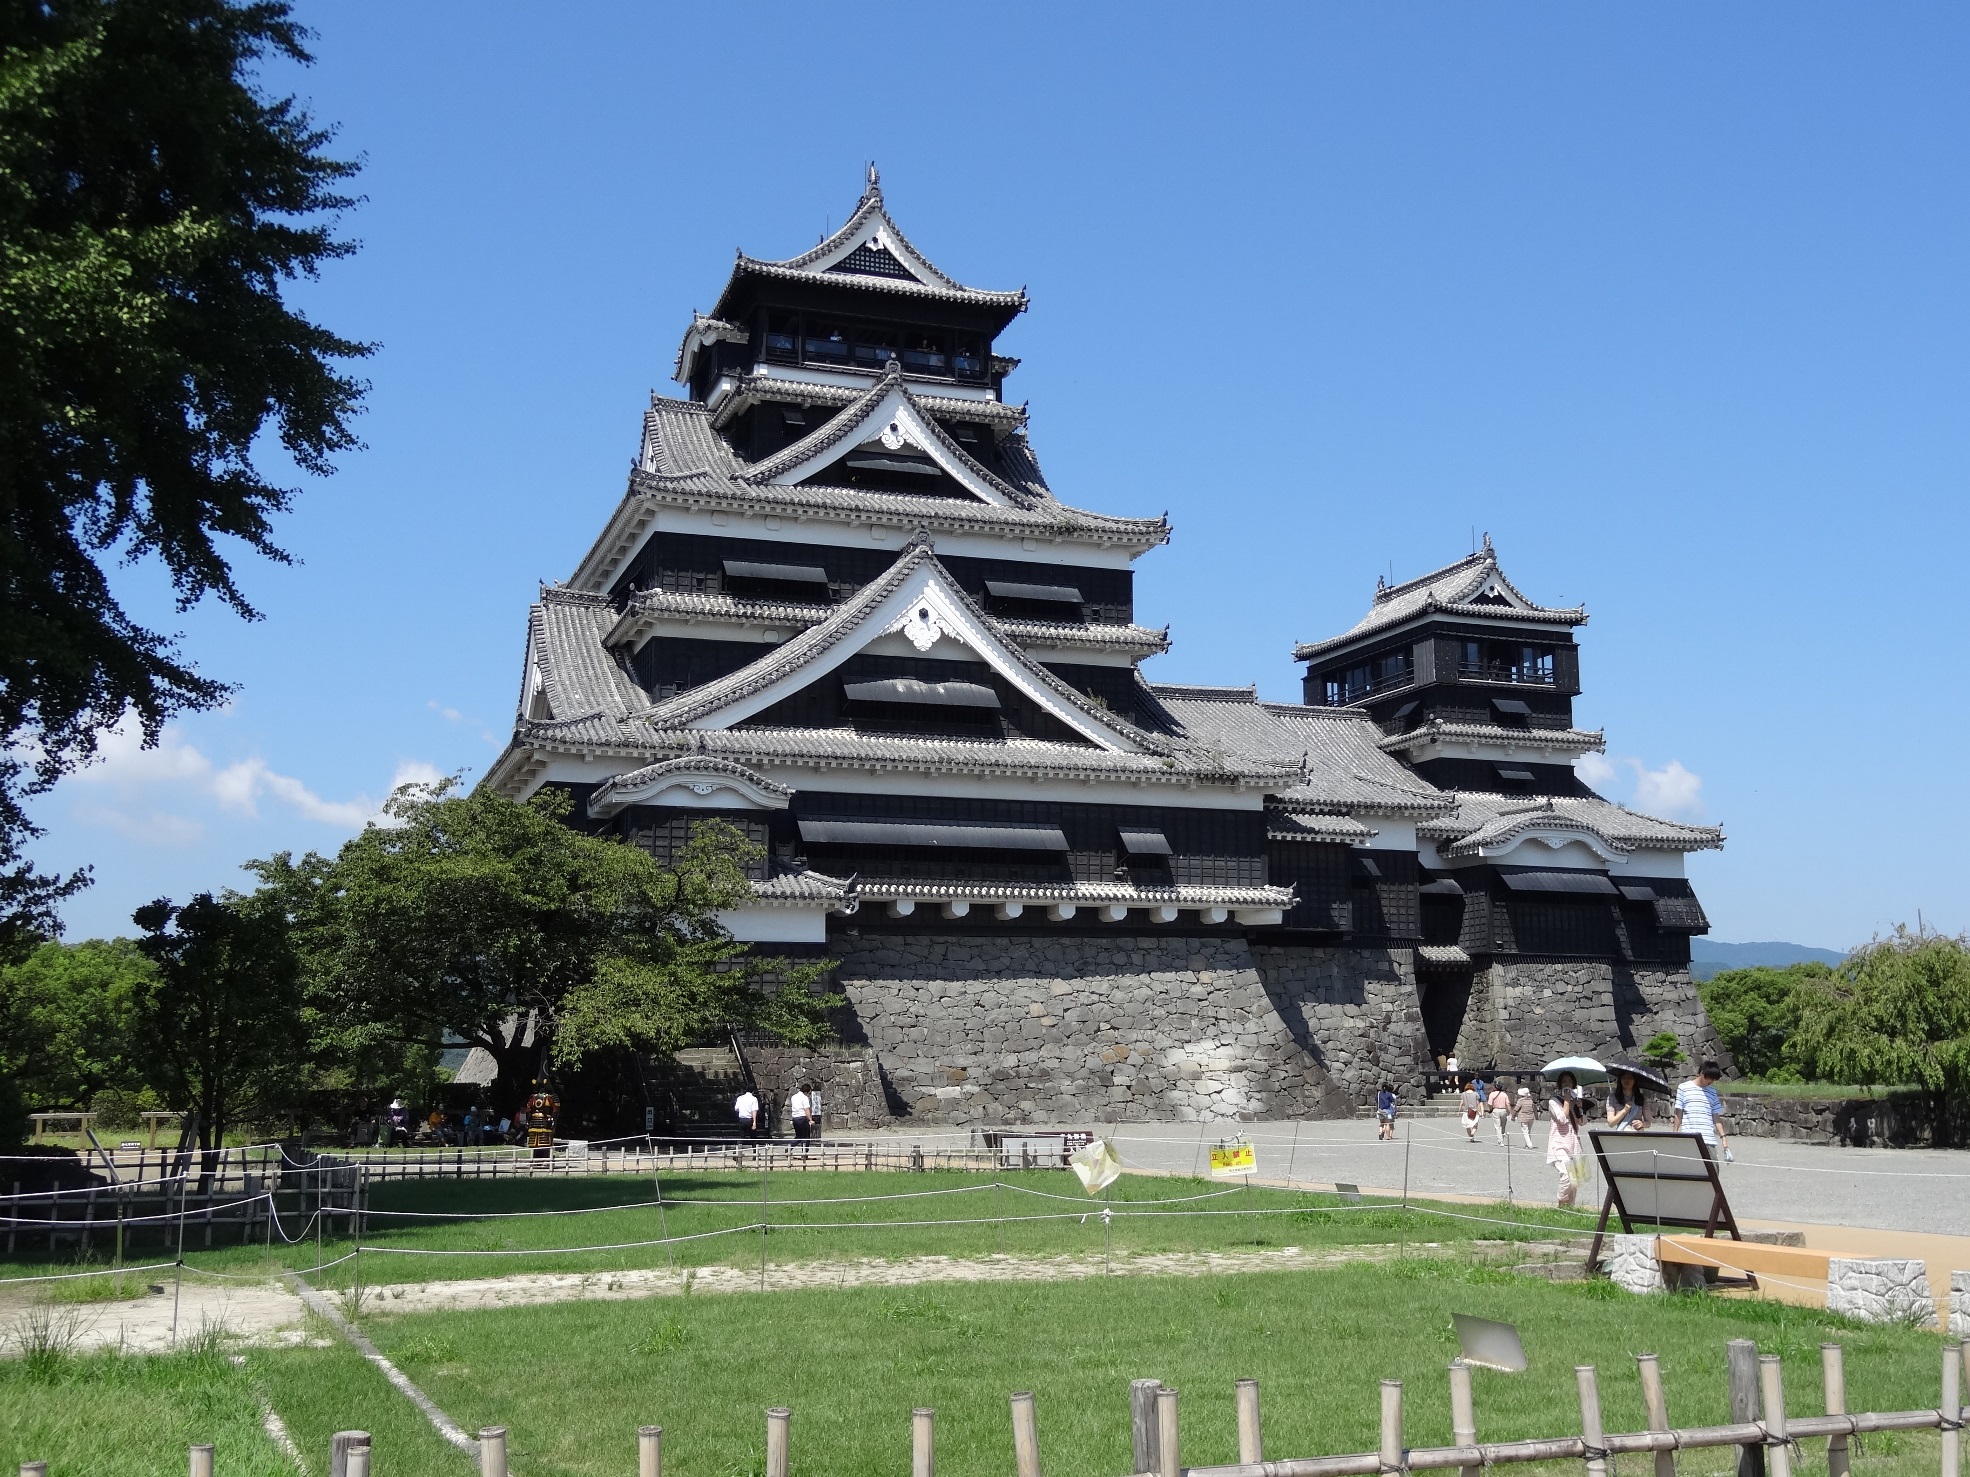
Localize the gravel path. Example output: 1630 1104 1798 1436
3 1239 1571 1350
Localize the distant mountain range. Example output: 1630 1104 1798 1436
1689 938 1846 981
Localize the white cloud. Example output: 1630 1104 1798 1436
1575 751 1619 791
1575 751 1708 821
428 699 466 723
64 716 443 844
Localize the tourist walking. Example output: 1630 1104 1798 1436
1488 1082 1511 1143
1546 1070 1588 1206
1512 1086 1536 1147
1376 1082 1398 1141
789 1086 814 1140
1460 1078 1482 1142
735 1087 762 1137
1672 1060 1732 1160
1606 1070 1652 1132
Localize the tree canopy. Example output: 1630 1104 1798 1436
268 783 838 1107
1696 961 1831 1081
0 932 154 1140
0 0 369 940
133 887 303 1149
1787 929 1970 1097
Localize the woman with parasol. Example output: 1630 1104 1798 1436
1541 1056 1604 1207
1605 1062 1667 1132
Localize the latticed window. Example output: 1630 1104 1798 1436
624 814 769 880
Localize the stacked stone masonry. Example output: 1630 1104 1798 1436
827 934 1362 1125
1455 960 1725 1071
1720 1092 1964 1149
748 938 1741 1127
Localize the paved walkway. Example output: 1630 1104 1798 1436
842 1117 1968 1236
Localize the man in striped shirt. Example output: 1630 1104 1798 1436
1672 1060 1732 1159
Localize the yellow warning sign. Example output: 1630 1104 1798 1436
1208 1142 1257 1177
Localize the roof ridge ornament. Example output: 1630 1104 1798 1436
865 161 881 202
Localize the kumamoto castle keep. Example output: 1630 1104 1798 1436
484 170 1729 1127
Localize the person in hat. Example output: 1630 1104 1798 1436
1512 1086 1537 1147
1375 1081 1398 1140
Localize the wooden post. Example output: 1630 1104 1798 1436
1131 1379 1163 1474
1577 1366 1609 1477
766 1407 791 1477
1760 1356 1791 1477
1380 1380 1404 1475
1011 1393 1042 1477
638 1425 662 1477
21 1464 49 1476
1237 1378 1263 1465
1450 1360 1478 1477
913 1407 936 1477
1943 1340 1963 1477
479 1426 508 1477
1820 1344 1849 1477
189 1445 214 1477
1637 1353 1676 1477
329 1431 370 1477
1157 1387 1180 1477
1730 1340 1766 1477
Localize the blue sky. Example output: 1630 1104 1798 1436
24 4 1970 949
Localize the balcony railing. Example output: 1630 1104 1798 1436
1323 666 1413 705
757 329 988 383
1457 662 1556 686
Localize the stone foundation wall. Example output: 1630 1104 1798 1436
824 934 1353 1126
1247 944 1432 1104
1720 1092 1963 1148
744 936 1729 1128
1455 959 1726 1069
741 1043 892 1131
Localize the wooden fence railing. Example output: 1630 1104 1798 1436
17 1339 1960 1477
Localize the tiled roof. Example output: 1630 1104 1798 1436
572 392 1168 590
1266 811 1378 844
1378 720 1606 757
704 373 1027 434
844 876 1295 909
1419 792 1724 857
531 590 647 722
672 314 749 383
502 541 1297 793
1294 539 1587 661
1149 689 1455 818
713 170 1027 315
737 364 1037 506
602 586 1169 661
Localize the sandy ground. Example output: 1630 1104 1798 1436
0 1275 321 1355
1 1238 1570 1351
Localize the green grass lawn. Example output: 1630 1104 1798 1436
0 1169 1601 1292
8 1258 1948 1477
5 1171 1952 1477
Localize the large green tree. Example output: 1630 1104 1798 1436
0 935 153 1110
1696 962 1831 1081
132 887 304 1149
269 784 838 1107
0 0 369 941
1786 929 1970 1099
